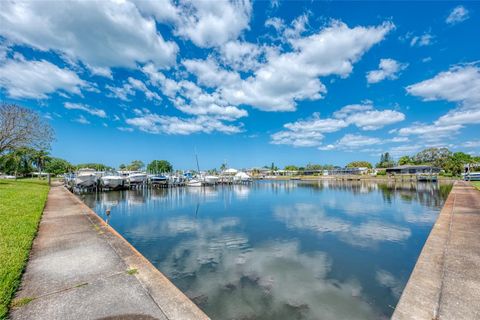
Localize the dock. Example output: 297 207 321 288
393 181 480 319
10 183 210 320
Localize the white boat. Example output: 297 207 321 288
204 175 219 185
127 172 147 185
101 175 125 189
234 171 252 183
75 169 97 188
186 179 202 187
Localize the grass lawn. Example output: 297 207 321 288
0 179 49 319
472 181 480 191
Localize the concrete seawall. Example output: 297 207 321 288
10 184 210 320
393 181 480 319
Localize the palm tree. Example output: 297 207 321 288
32 149 50 179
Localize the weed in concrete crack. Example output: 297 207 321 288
11 297 35 308
126 268 138 275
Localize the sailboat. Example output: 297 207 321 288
187 152 205 187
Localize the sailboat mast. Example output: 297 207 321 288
195 153 200 173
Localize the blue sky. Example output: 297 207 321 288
0 1 479 170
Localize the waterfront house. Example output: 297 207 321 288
386 165 440 175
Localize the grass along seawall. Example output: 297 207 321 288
0 179 49 319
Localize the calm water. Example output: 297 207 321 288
82 180 451 320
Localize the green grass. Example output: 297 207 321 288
0 179 49 319
472 181 480 191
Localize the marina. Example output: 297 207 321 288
63 168 254 192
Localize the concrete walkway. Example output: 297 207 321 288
10 184 209 320
393 181 480 319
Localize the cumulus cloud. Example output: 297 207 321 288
406 65 480 104
222 21 394 111
366 58 408 84
0 57 87 99
319 134 382 151
271 103 404 147
173 0 252 47
64 102 107 118
106 77 161 102
219 41 264 71
143 64 247 121
125 109 243 135
446 5 469 25
400 65 480 140
333 103 405 130
0 0 178 75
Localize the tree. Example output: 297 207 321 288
270 162 277 171
376 152 395 168
220 163 227 172
398 156 413 166
0 103 54 155
44 157 74 176
126 160 144 171
0 147 35 176
32 149 50 178
147 160 173 174
119 163 126 170
346 161 372 168
284 165 298 171
413 147 452 168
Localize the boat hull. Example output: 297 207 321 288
75 175 96 188
101 176 124 189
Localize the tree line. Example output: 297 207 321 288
282 149 480 177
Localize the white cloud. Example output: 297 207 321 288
125 109 243 135
107 77 162 102
74 115 90 125
219 41 264 71
271 103 404 147
410 33 434 47
173 0 252 48
400 65 480 141
397 123 463 140
0 0 178 75
334 104 405 130
183 58 241 88
446 6 469 25
406 65 480 104
143 64 247 121
463 141 480 148
0 57 87 99
222 21 394 111
366 58 408 84
64 102 107 118
117 126 134 132
318 134 382 151
265 17 285 32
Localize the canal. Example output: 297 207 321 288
82 180 452 320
